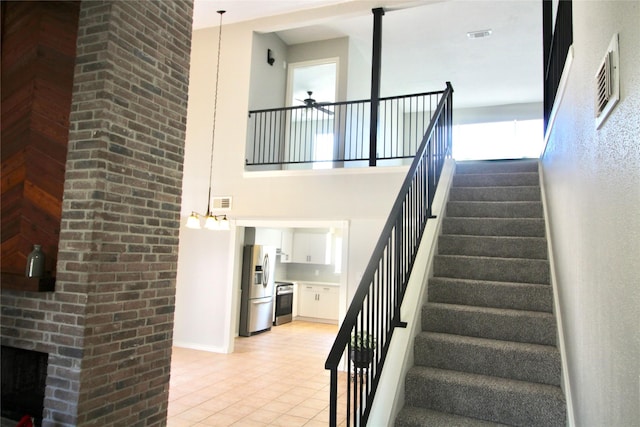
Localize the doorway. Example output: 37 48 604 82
229 220 349 353
285 59 339 168
287 58 338 108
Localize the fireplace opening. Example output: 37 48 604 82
1 346 47 426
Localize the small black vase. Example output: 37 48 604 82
350 348 373 369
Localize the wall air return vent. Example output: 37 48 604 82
595 34 620 129
212 196 232 210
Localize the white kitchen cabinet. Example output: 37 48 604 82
298 283 338 321
291 232 331 264
254 228 283 247
280 230 293 263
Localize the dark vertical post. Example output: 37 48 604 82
542 0 552 131
329 368 337 427
369 7 384 166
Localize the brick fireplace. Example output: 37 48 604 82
1 1 194 425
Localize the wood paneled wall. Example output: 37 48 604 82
1 2 79 282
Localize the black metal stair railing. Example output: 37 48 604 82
246 90 447 168
543 0 572 131
324 82 453 426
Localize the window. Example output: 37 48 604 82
313 133 334 169
452 119 544 160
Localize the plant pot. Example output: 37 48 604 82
350 348 373 369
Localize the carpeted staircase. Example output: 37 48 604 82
395 159 566 427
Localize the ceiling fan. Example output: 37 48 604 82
298 91 334 115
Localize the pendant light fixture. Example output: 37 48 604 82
186 10 229 231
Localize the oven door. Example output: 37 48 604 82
274 285 293 326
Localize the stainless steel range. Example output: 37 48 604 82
273 282 294 326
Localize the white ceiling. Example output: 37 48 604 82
193 0 543 109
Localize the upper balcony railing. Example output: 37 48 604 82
246 90 447 169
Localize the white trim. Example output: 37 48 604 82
286 57 339 108
222 224 240 353
543 45 574 156
244 164 409 179
172 342 228 354
367 158 456 425
538 162 576 427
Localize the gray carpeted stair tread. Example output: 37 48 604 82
438 235 548 259
442 217 546 237
395 406 507 427
453 172 539 188
422 303 557 345
446 201 543 218
455 159 539 174
414 332 562 386
405 367 566 427
395 159 565 427
428 277 553 312
449 186 541 202
434 254 550 284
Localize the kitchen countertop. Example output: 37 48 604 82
285 280 340 287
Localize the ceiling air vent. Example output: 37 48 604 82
212 196 232 210
595 34 620 129
467 29 492 39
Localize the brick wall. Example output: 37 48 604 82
0 1 194 425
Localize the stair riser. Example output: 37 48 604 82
449 187 541 202
428 278 554 312
434 255 550 284
446 201 543 218
405 369 566 426
422 304 557 345
414 333 562 386
438 235 548 259
456 160 539 174
453 173 539 187
397 159 566 427
442 218 546 237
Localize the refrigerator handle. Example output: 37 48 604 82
263 253 270 287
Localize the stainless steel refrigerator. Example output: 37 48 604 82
239 244 276 336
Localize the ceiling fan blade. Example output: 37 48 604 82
315 105 334 115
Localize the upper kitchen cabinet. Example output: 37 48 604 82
280 230 293 263
292 232 331 265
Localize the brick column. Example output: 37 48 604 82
1 1 192 424
62 1 193 425
57 1 192 425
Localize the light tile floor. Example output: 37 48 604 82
168 321 345 426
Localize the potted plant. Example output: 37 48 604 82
350 331 376 369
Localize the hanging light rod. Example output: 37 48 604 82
186 10 230 231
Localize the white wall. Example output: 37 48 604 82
249 32 288 110
288 37 350 103
541 2 640 425
175 12 408 352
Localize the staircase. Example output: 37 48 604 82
395 159 566 426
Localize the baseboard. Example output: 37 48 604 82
172 341 228 354
538 161 576 427
367 158 457 425
293 316 338 325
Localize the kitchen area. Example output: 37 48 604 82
238 226 343 337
